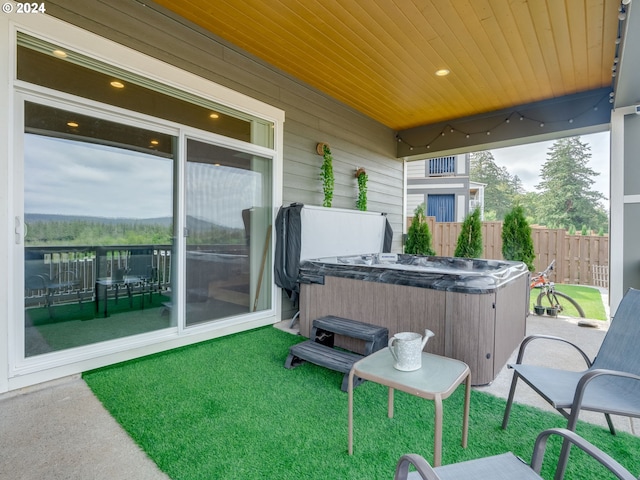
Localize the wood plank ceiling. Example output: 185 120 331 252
153 0 620 131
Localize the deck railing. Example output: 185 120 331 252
25 244 173 306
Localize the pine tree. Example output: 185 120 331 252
405 204 435 256
454 208 483 258
502 205 535 270
470 151 521 220
536 137 607 231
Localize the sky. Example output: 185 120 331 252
489 131 610 203
24 134 262 227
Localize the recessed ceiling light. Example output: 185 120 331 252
150 139 159 145
209 113 220 119
110 80 125 89
67 121 79 128
52 49 68 58
435 69 450 77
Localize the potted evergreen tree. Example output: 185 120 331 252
405 204 435 256
454 208 483 258
502 205 535 271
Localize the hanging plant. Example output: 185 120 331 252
319 143 334 207
355 167 368 211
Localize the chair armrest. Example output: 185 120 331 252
568 368 640 428
512 335 592 367
394 454 441 480
530 428 636 480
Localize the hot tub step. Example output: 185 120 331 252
285 340 365 391
312 315 389 355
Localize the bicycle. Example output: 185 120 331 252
530 260 585 317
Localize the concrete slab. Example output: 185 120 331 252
0 375 169 480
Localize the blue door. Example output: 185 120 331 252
427 194 455 222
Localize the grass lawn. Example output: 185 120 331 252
530 284 607 320
83 326 639 480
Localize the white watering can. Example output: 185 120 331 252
388 329 435 371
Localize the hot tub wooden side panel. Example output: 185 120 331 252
299 277 447 356
493 272 530 375
445 291 495 386
299 272 528 385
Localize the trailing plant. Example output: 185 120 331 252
502 205 535 271
454 208 483 258
355 168 368 211
320 144 334 207
405 203 435 256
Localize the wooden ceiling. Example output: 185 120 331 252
154 0 621 131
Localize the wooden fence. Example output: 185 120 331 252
407 218 609 288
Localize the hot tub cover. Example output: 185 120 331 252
298 253 529 294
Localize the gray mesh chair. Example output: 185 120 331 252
502 287 640 435
394 428 636 480
501 287 640 478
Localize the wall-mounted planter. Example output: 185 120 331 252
355 167 367 211
317 143 333 207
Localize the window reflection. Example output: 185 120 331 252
185 139 272 326
24 104 176 357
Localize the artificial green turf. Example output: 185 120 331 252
84 326 639 480
530 284 607 320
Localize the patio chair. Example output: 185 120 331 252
502 287 640 436
393 428 636 480
501 287 640 478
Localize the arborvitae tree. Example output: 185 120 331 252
502 205 535 271
405 203 435 256
454 208 483 258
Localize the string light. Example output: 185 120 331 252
395 91 611 151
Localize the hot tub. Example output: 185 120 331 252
297 253 530 385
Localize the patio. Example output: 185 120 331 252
2 303 638 480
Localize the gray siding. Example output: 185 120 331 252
44 0 404 249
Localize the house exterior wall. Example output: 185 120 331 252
405 154 470 222
0 2 403 392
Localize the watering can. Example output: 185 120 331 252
388 329 435 371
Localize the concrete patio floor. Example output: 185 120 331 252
1 297 637 479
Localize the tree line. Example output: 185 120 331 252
470 136 608 234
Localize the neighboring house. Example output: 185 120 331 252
406 154 485 222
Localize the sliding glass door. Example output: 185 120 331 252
16 31 279 368
185 139 272 326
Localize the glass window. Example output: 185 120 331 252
23 102 176 357
185 139 272 326
17 33 274 148
429 156 456 175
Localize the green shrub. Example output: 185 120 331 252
502 205 535 271
405 204 435 255
454 208 483 258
